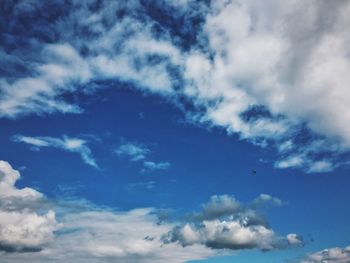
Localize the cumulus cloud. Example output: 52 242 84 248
163 194 301 251
0 160 213 262
14 209 212 263
301 245 350 263
0 161 58 252
2 0 350 172
0 160 302 262
13 135 98 168
116 141 170 172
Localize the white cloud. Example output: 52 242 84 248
13 135 98 168
2 0 350 172
168 220 277 250
301 245 350 263
275 153 337 173
180 0 350 172
0 160 302 261
307 160 334 173
0 43 89 117
0 210 57 253
116 142 150 161
286 233 303 246
164 194 300 250
0 161 58 252
143 161 171 171
252 194 283 207
0 160 42 201
31 209 213 263
116 141 171 172
275 155 304 169
0 160 213 262
201 195 241 220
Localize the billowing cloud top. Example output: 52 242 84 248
0 161 57 253
163 194 301 251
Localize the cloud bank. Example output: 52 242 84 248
1 0 350 172
0 160 212 262
0 160 301 262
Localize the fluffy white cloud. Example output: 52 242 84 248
23 209 212 263
1 208 213 263
0 160 213 262
301 245 350 263
0 160 42 200
164 194 301 250
0 161 58 252
13 135 98 168
167 220 277 250
181 0 350 172
0 160 302 261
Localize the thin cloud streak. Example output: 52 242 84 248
12 135 98 168
116 141 171 172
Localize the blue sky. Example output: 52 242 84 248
1 1 350 262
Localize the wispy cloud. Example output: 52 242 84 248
1 1 348 261
143 161 171 171
2 1 350 172
116 141 170 172
125 181 156 191
12 135 98 168
116 142 150 161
